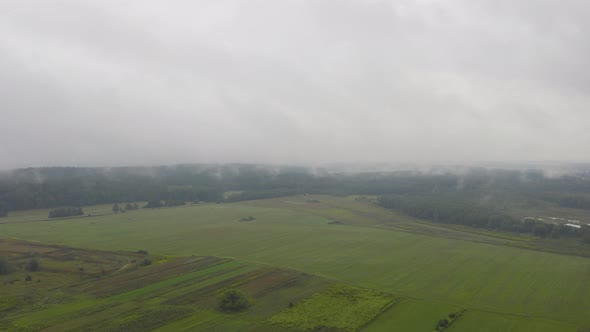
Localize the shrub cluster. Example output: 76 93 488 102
218 289 250 312
48 207 84 218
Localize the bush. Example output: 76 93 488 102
48 207 84 218
435 318 449 330
165 200 186 207
0 258 13 275
125 202 139 210
140 258 152 266
218 289 250 312
26 258 39 272
144 200 163 209
137 249 149 255
25 275 32 282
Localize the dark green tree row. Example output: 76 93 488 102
378 194 590 240
143 200 186 208
2 165 590 219
48 207 84 218
544 193 590 210
378 194 514 229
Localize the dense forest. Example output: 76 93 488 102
2 165 590 210
377 194 589 240
1 164 590 241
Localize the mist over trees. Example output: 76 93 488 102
377 194 589 239
2 165 590 212
1 164 590 241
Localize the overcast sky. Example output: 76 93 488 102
1 0 589 169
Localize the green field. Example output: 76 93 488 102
1 195 590 331
362 299 461 331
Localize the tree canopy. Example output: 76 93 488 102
218 289 250 312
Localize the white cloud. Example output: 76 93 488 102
1 0 589 168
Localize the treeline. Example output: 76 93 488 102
0 165 336 213
3 164 590 219
48 207 84 218
143 200 186 208
378 194 590 240
544 193 590 210
378 194 515 229
225 188 302 202
0 166 228 212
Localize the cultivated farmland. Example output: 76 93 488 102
1 195 589 331
0 238 395 331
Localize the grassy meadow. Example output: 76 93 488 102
1 195 590 331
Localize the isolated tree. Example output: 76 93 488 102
218 289 250 312
436 318 449 329
112 203 120 213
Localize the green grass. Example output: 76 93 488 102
269 284 393 331
2 196 590 330
150 310 222 332
363 298 461 331
101 306 194 332
448 310 580 332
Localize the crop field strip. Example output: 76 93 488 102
72 256 229 296
163 267 270 306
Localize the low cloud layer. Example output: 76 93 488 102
1 0 589 169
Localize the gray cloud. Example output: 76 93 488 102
1 0 589 169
